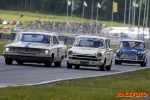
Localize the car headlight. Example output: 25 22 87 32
44 50 50 54
138 52 143 55
5 47 10 51
117 51 122 55
97 53 102 57
68 50 73 55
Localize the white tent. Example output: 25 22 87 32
144 35 150 40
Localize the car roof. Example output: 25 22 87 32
18 32 56 36
120 39 144 43
76 35 108 40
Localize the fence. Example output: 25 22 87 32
0 33 150 48
0 33 76 44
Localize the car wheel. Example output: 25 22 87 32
45 59 52 67
106 60 112 71
115 59 118 65
67 62 72 69
118 61 122 65
144 59 147 67
5 58 13 65
54 59 62 67
16 61 24 65
75 65 80 69
140 58 147 67
100 60 106 71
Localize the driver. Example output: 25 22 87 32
93 41 100 47
123 42 130 48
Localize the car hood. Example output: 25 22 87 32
119 48 143 54
6 42 50 49
70 47 105 54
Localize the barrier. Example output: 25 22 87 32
0 34 150 48
1 34 15 40
57 36 75 44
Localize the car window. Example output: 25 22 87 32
119 41 144 49
74 37 104 48
16 33 51 44
53 36 59 45
105 40 109 49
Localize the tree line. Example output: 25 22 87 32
0 0 149 26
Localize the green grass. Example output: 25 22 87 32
0 43 5 55
0 69 149 100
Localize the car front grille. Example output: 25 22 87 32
121 54 137 60
71 53 98 61
12 47 41 55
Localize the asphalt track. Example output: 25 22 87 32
0 53 150 88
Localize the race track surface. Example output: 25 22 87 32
0 53 150 88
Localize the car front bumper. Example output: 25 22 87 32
67 58 104 67
4 54 52 62
115 58 143 63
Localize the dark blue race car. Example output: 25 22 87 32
115 39 147 67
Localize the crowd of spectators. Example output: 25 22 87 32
25 20 103 35
0 18 103 35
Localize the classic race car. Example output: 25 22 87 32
3 32 67 67
67 36 114 71
115 39 147 66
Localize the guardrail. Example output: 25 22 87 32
0 33 150 48
57 36 75 44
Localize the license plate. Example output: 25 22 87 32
80 61 89 65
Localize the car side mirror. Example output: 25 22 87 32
70 45 72 48
117 46 119 49
8 41 11 44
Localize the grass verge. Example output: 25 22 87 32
0 68 149 100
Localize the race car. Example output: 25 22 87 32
115 39 147 66
3 32 67 67
67 36 114 71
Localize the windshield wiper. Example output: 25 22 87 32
132 43 141 48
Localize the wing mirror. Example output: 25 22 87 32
8 41 11 44
70 45 72 48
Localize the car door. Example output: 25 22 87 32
105 40 110 65
107 39 113 63
52 36 62 62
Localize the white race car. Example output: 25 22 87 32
3 32 67 67
67 36 114 71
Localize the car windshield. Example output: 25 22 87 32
14 33 51 44
119 41 144 49
74 37 104 48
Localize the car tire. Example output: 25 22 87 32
45 58 52 67
143 59 147 67
16 61 24 65
54 59 62 67
140 58 147 67
106 60 112 71
75 65 80 69
67 62 72 69
5 58 13 65
118 61 122 65
115 59 118 65
100 60 106 71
